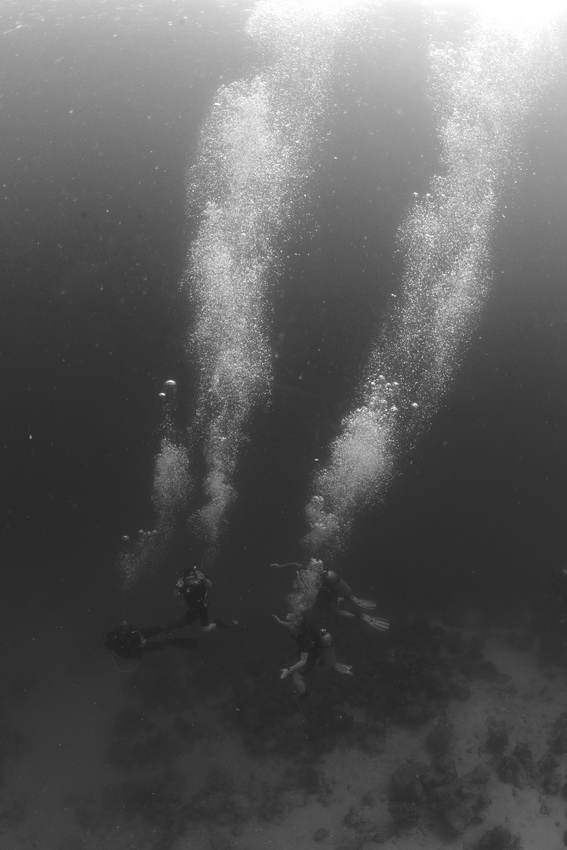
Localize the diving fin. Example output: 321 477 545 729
351 595 376 609
359 613 390 631
335 663 353 675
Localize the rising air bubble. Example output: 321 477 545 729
183 0 360 555
303 13 559 558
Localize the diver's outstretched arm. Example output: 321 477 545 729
280 651 309 678
270 561 303 569
272 613 291 628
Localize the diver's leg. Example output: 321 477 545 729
140 626 169 639
165 637 199 650
291 671 307 694
166 616 189 630
141 640 167 653
321 646 337 669
200 610 237 632
199 608 217 633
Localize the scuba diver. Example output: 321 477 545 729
104 621 198 663
168 564 236 633
271 558 389 631
272 610 352 695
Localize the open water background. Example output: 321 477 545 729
0 0 566 669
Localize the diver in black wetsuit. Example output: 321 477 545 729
271 558 389 631
104 621 198 661
168 565 236 633
273 610 352 695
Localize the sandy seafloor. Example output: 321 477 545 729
3 606 567 850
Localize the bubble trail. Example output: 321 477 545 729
304 12 561 558
152 379 192 545
185 0 359 554
119 379 192 592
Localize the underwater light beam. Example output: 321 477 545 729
437 0 566 30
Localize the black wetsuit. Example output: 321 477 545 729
290 613 334 675
174 570 212 626
314 569 353 610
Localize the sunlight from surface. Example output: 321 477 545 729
427 0 566 30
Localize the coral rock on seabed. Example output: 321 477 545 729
548 711 567 755
426 717 455 755
388 760 429 830
485 716 510 753
496 741 536 789
389 761 428 805
344 799 395 844
313 826 330 841
465 824 524 850
538 752 562 795
429 764 491 835
421 754 458 792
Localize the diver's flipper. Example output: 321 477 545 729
351 596 376 609
335 663 353 675
359 613 390 631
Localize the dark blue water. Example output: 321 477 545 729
1 2 564 598
1 3 567 847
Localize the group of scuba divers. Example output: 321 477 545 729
104 558 389 696
104 566 234 665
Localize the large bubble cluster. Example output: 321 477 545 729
184 0 359 552
119 529 161 595
119 379 191 591
123 4 561 584
287 557 325 620
152 438 192 537
304 14 560 557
